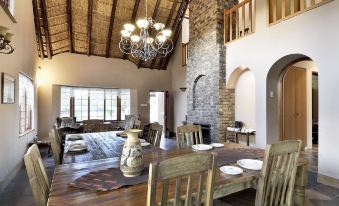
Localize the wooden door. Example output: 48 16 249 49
282 66 307 148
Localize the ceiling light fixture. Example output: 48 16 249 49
119 0 173 62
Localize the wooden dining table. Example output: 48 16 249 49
49 139 308 206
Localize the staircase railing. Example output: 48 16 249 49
224 0 256 44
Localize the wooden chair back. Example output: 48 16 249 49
56 117 76 127
147 122 163 147
24 144 50 206
147 153 216 206
133 119 142 129
176 125 203 149
83 119 104 133
53 123 62 144
255 140 302 206
49 130 61 165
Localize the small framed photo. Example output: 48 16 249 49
1 73 15 104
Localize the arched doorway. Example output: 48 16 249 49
267 54 318 151
227 67 256 146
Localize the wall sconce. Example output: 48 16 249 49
0 25 14 54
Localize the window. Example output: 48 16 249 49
19 73 34 134
60 86 131 121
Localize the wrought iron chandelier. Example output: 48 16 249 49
0 26 14 54
119 0 173 62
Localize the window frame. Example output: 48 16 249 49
60 86 130 122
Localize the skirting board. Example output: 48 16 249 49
0 162 23 192
317 174 339 189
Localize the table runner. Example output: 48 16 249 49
69 167 149 191
69 147 265 191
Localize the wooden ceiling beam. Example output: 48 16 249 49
160 0 189 70
137 0 162 68
32 0 44 59
161 0 188 70
105 0 118 58
87 0 93 56
67 0 73 53
40 0 53 59
150 0 178 69
123 0 141 60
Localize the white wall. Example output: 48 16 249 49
226 0 339 179
0 1 37 190
168 33 187 133
235 70 256 128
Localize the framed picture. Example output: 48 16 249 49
1 72 15 104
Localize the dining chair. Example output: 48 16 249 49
218 140 302 206
53 123 62 144
83 119 104 133
133 119 142 129
24 144 50 206
125 115 137 129
147 152 216 206
176 125 203 149
49 130 61 165
56 117 76 127
146 122 163 147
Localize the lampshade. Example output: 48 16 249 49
156 35 166 42
146 37 154 44
161 29 172 37
4 33 14 42
131 35 140 43
121 30 131 38
0 25 9 36
153 23 165 31
123 23 135 32
136 19 149 29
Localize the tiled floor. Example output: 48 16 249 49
0 140 338 206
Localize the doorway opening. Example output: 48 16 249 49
149 91 167 133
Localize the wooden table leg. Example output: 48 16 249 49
235 132 239 144
294 162 308 206
246 133 250 146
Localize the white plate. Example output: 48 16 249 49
68 135 83 141
140 139 146 143
192 144 213 151
220 166 243 175
141 142 151 147
210 143 224 148
237 159 263 171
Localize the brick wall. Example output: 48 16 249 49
187 0 235 142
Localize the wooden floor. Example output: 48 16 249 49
0 140 338 206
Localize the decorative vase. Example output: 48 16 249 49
120 129 144 177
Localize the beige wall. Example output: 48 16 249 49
0 1 37 190
36 54 173 137
168 34 187 133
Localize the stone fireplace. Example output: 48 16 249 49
186 0 235 142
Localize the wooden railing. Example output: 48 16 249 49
182 43 188 66
268 0 333 25
224 0 255 44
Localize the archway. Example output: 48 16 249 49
227 67 256 146
266 54 318 151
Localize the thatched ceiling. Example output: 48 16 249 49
32 0 189 70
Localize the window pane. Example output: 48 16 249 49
60 87 71 117
89 89 104 120
120 89 130 120
74 88 88 121
19 73 34 134
105 89 118 120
